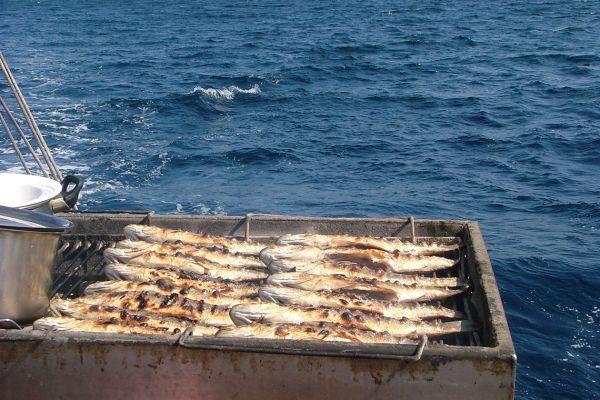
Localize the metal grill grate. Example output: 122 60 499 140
50 231 480 347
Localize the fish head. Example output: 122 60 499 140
259 246 317 264
123 224 155 241
267 260 297 273
229 303 281 326
259 286 298 305
266 272 314 287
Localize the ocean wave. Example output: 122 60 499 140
225 147 298 165
191 84 261 101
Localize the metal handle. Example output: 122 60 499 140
0 319 22 329
60 175 84 209
177 328 428 361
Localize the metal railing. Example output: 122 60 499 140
0 51 63 181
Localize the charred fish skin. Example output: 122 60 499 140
33 316 186 336
216 322 418 345
260 245 456 273
266 272 466 302
103 263 261 298
124 224 265 256
229 303 474 337
277 233 460 255
258 286 464 320
71 290 235 327
115 239 266 269
50 299 219 336
104 249 268 281
84 280 258 306
268 259 464 288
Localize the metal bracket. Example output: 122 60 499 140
177 326 194 347
409 216 416 243
244 213 254 241
176 327 428 361
0 319 22 330
142 211 155 226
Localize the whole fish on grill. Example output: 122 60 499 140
103 248 267 282
267 272 466 302
49 299 219 336
259 246 456 273
114 239 266 269
278 233 460 255
72 290 235 327
259 286 464 320
33 316 195 336
124 224 265 256
216 322 418 344
268 259 463 287
104 263 261 298
230 303 474 337
85 280 258 306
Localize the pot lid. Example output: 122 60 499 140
0 173 62 208
0 205 73 232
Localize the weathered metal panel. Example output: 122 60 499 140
0 335 514 400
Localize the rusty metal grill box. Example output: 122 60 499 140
0 212 516 399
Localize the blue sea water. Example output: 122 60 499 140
1 0 599 397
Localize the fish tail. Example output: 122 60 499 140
33 317 81 331
103 247 146 263
103 263 138 280
84 281 126 295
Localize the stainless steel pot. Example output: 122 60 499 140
0 206 72 322
0 173 84 213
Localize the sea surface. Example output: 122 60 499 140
1 0 599 398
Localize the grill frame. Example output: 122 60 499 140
0 212 516 399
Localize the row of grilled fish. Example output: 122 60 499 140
34 224 473 344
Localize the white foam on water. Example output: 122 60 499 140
192 84 261 100
149 151 170 179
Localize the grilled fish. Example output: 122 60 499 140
85 280 258 306
259 286 463 320
230 303 474 337
104 249 267 281
104 263 261 298
124 224 265 256
268 259 463 287
278 233 460 255
72 290 234 327
50 299 218 336
267 272 466 302
114 240 266 269
33 316 193 336
260 246 456 273
216 322 418 344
